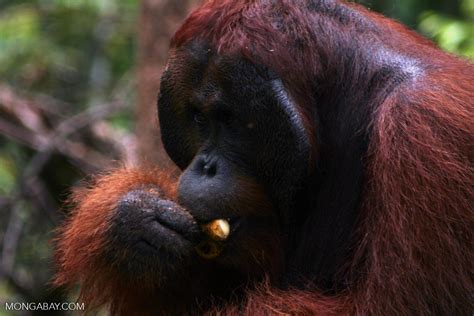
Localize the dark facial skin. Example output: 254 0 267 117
160 43 311 212
161 41 311 266
103 42 311 307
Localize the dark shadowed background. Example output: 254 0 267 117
0 0 472 314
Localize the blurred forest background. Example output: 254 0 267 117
0 0 472 314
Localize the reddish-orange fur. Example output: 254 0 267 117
171 1 473 314
54 169 178 313
209 68 474 316
55 0 473 315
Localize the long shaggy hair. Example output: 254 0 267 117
55 1 473 315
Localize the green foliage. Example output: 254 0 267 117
0 0 139 305
357 0 473 58
0 1 137 108
418 0 474 57
0 142 26 195
0 155 16 195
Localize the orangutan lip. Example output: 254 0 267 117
152 215 199 242
138 229 187 253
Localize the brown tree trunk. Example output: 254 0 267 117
136 0 198 170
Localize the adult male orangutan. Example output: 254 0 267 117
54 0 474 315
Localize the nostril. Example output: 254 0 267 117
203 163 217 177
